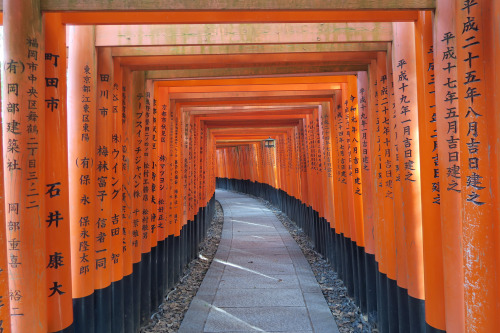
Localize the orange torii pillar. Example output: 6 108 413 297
392 22 425 332
347 76 366 313
433 1 465 331
367 62 383 327
415 11 446 333
150 83 163 310
0 123 9 333
357 71 377 320
317 104 331 263
484 0 500 324
318 102 336 273
332 91 347 285
169 101 182 284
157 88 173 291
376 51 399 333
180 104 190 277
371 55 391 332
0 9 10 328
121 67 135 332
110 57 125 333
385 44 411 333
2 1 46 331
131 71 146 329
340 85 357 299
143 80 157 315
182 110 193 266
0 117 9 333
67 25 96 333
455 2 498 331
44 13 74 333
169 101 181 283
94 47 114 332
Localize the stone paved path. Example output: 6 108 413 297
179 189 339 333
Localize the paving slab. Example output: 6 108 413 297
179 189 339 333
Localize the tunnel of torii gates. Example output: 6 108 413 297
0 0 499 333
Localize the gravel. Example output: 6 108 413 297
140 200 225 333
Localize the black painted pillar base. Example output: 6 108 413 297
73 293 95 333
111 278 124 333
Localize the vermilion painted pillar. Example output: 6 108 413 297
150 84 162 309
156 88 168 291
332 92 346 281
121 66 134 332
131 71 145 331
110 57 124 333
94 47 113 333
142 80 155 315
358 71 377 321
67 25 96 333
433 1 465 331
375 54 394 332
392 22 425 332
319 102 335 259
367 63 383 298
3 1 46 331
455 1 497 331
345 77 363 310
43 13 74 333
386 43 410 332
415 11 446 332
0 52 11 333
484 0 500 321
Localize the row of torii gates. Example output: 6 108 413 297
0 0 499 332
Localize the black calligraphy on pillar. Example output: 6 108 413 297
397 59 416 184
439 31 461 195
460 0 485 206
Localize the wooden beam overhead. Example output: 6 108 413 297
95 23 393 47
60 10 419 25
40 0 435 11
111 43 388 57
118 52 377 71
146 65 367 79
170 90 336 101
155 75 349 87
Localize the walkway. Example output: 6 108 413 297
179 189 339 333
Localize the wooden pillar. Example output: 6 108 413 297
157 88 170 290
392 22 425 332
385 43 411 332
484 0 500 321
455 1 498 331
433 1 465 331
110 57 124 333
0 42 10 333
121 66 134 332
150 84 162 308
142 80 155 314
367 63 383 305
67 25 96 333
43 12 74 333
131 70 145 330
375 52 398 332
94 46 113 332
358 71 377 321
2 0 46 331
415 11 446 332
